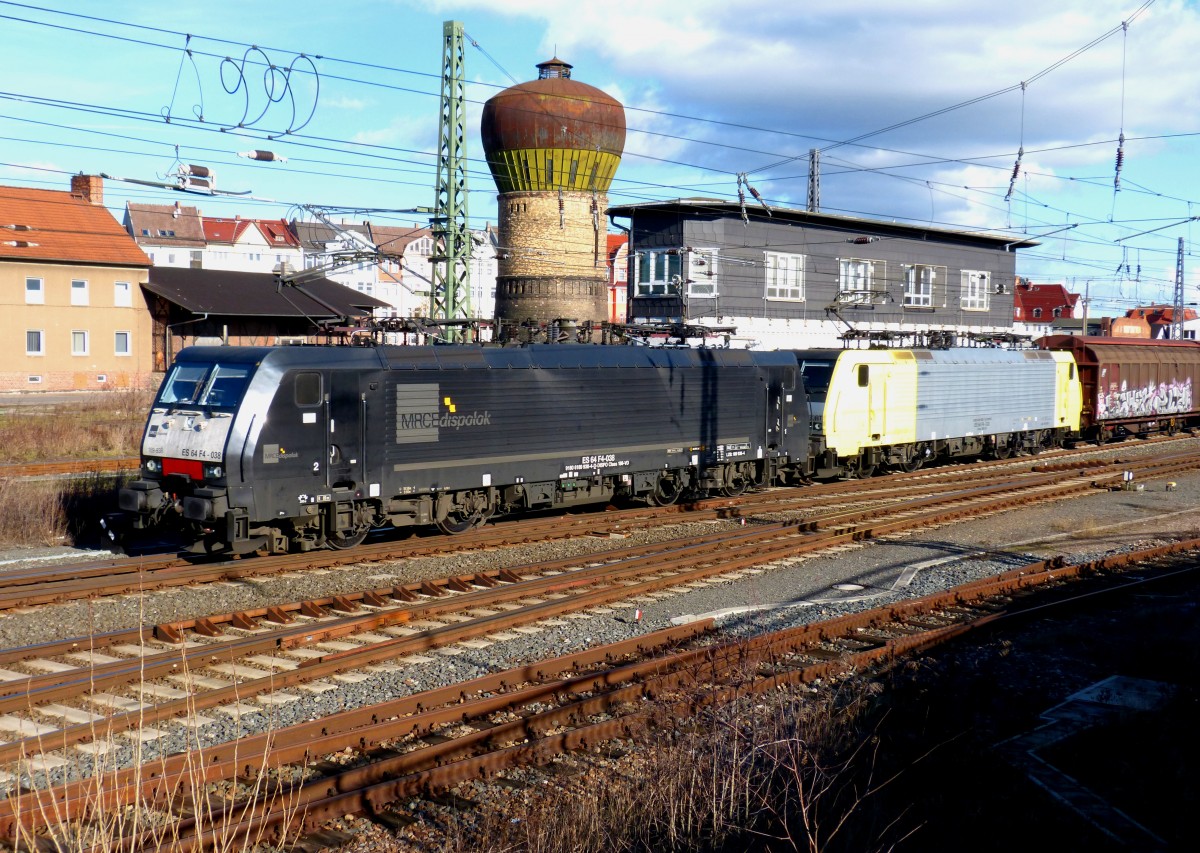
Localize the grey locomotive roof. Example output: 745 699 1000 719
175 343 800 371
145 267 388 318
607 197 1039 250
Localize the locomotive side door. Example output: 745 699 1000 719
327 371 364 489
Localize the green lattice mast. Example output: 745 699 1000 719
430 20 471 329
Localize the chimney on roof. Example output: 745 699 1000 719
70 174 104 206
172 201 181 219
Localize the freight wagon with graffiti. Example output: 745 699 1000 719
1039 336 1200 440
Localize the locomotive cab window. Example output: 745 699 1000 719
295 372 322 407
158 361 253 409
858 365 869 387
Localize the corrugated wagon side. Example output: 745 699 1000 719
1040 336 1200 440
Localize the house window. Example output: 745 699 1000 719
168 253 176 264
635 250 682 296
1053 307 1063 318
960 270 991 311
902 264 942 308
114 281 132 307
1033 308 1042 319
72 330 88 355
140 228 150 236
838 258 881 303
157 229 175 237
71 279 89 306
115 331 131 356
25 277 43 304
26 330 43 355
687 248 718 297
764 252 805 301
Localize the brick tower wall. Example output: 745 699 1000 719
494 190 609 325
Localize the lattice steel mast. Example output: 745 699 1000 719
431 20 471 328
1172 236 1185 340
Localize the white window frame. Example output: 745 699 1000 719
687 248 719 298
838 258 881 304
114 330 131 356
634 250 683 297
25 329 44 356
71 330 89 356
960 269 991 311
114 281 132 307
764 251 805 301
71 279 89 306
25 277 43 305
902 264 942 308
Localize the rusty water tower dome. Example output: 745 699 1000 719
481 58 627 334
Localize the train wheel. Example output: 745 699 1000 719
721 463 750 497
848 456 875 479
901 455 924 473
435 510 483 535
327 527 369 549
647 474 682 506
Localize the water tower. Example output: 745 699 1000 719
481 58 626 334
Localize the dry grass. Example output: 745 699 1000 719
0 473 127 548
0 389 148 548
0 388 151 464
3 609 304 853
429 679 915 853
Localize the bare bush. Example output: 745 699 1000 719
432 679 916 853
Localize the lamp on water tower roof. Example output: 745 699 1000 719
481 57 626 333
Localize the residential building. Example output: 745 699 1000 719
1012 280 1082 338
1 175 153 391
123 202 205 268
202 216 303 273
607 198 1037 348
1126 304 1200 340
605 233 629 324
290 219 499 322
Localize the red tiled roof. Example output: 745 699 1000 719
1014 282 1079 319
0 184 149 267
1127 304 1199 323
256 218 300 248
202 217 255 244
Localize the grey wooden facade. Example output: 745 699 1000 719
606 199 1036 337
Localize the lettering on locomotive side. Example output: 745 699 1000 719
393 383 492 444
563 453 631 473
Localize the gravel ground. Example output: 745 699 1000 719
1 439 1198 813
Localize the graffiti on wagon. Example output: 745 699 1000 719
1098 376 1193 419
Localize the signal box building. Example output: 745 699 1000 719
607 198 1037 348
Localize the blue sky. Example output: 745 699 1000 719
2 0 1199 315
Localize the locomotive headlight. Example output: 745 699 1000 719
144 459 160 473
204 463 224 479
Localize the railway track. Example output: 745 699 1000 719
0 453 1191 728
0 440 1193 849
0 441 1190 614
4 530 1197 849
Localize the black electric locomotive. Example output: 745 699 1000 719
119 344 810 554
